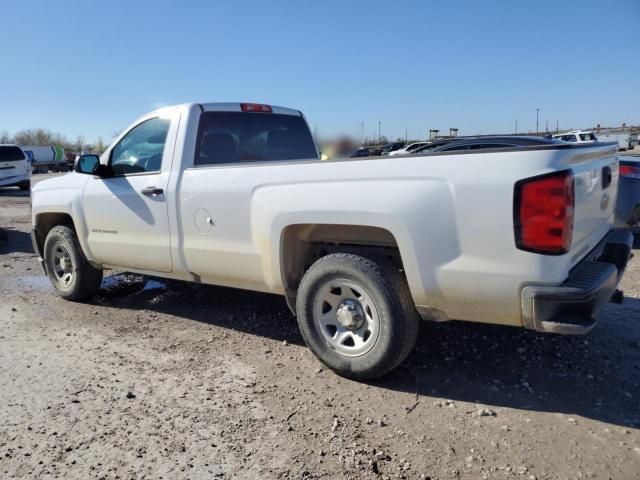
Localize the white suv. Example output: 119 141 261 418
0 144 31 191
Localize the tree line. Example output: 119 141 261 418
0 128 108 154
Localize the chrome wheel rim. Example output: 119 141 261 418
313 279 380 357
51 244 74 287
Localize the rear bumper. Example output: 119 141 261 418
521 229 633 334
0 173 30 188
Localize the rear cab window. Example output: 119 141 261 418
194 112 318 166
0 146 26 162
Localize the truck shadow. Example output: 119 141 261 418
95 273 302 343
0 188 30 198
0 228 35 254
377 297 640 429
93 272 640 429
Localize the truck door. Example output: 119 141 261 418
81 110 180 272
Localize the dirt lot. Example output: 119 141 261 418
1 174 639 480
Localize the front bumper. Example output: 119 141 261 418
521 229 633 334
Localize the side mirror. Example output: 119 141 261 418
74 154 100 175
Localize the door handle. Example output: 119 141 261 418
141 186 164 196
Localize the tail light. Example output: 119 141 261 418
514 170 574 255
240 103 272 113
620 164 640 179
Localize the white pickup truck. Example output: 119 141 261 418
31 102 633 379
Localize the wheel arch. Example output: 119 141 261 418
278 223 414 314
33 212 76 257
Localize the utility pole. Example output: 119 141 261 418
361 122 364 144
405 127 408 143
556 120 559 134
515 120 518 135
545 120 548 133
536 108 540 135
378 121 381 143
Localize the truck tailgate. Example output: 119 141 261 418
563 143 618 262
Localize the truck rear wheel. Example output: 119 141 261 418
296 253 419 380
43 225 103 301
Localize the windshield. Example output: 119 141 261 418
0 146 26 162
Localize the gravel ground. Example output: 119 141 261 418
1 174 639 480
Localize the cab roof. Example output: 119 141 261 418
198 102 302 116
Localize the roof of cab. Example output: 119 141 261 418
553 130 593 136
198 102 302 116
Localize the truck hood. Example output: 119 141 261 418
32 172 86 193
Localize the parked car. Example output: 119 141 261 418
349 147 372 157
388 142 431 156
423 136 563 152
380 142 405 155
31 102 632 380
0 144 32 191
410 139 457 153
616 155 640 228
352 145 384 156
552 130 597 144
66 152 77 170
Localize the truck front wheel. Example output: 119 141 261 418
43 225 103 301
296 253 419 380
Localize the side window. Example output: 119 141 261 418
194 111 318 166
110 118 170 175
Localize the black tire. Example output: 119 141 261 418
19 181 30 191
43 225 103 301
296 253 419 380
37 165 49 174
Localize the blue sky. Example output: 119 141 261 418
1 0 639 143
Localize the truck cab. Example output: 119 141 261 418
553 130 597 143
